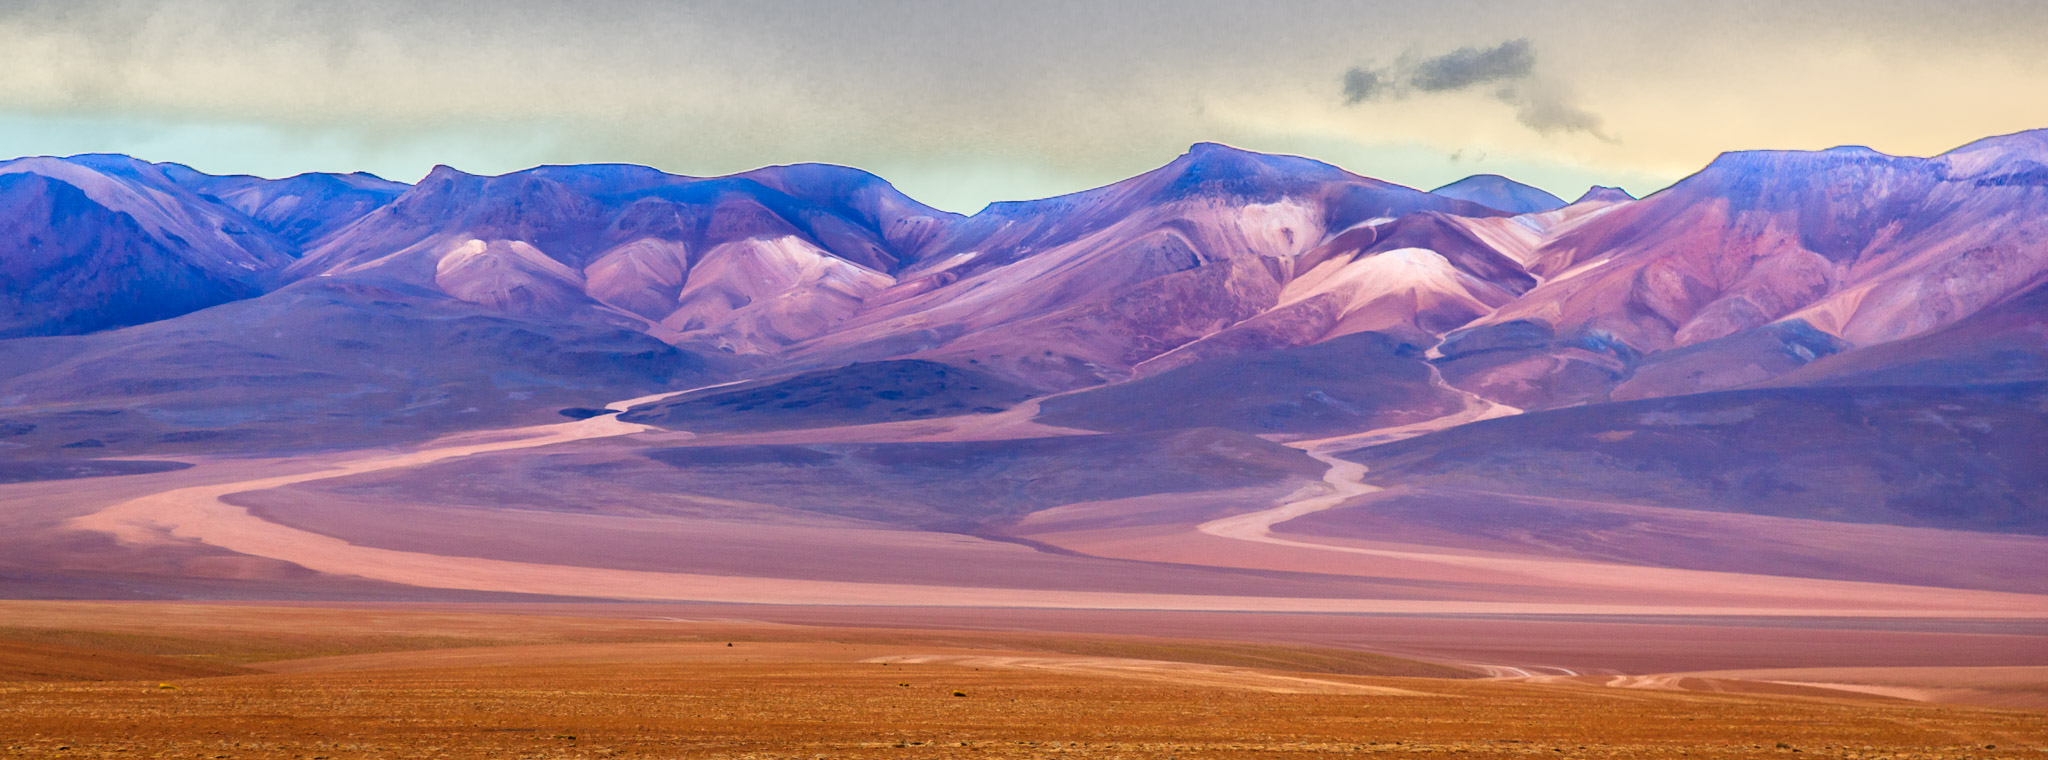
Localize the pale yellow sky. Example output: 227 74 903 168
2 0 2043 211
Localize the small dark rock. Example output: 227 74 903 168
158 430 225 443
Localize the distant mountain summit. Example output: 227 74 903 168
162 166 409 248
1571 186 1636 204
1429 174 1568 214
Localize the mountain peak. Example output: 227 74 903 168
62 152 151 166
419 164 474 183
1942 127 2048 155
1173 142 1342 171
1183 141 1263 158
327 170 408 189
1430 174 1567 214
1701 144 1914 176
737 162 909 200
53 153 173 184
1155 142 1350 199
1934 128 2048 182
1572 186 1636 204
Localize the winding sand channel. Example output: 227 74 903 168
63 388 2048 618
1189 444 2048 615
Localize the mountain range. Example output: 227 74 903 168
0 129 2043 612
6 132 2043 433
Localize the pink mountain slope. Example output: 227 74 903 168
780 143 1511 388
1438 129 2048 407
283 163 960 352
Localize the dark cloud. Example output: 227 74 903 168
1340 38 1610 141
1409 38 1535 92
1341 39 1539 102
1341 67 1386 105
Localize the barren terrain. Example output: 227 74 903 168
2 602 2045 760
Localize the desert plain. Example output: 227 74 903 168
2 601 2046 760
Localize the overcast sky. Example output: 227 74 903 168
2 0 2043 212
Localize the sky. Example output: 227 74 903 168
1 0 2044 213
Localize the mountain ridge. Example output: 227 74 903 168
2 130 2043 441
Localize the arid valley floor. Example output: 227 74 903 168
3 386 2046 758
3 602 2046 759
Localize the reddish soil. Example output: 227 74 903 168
2 602 2044 760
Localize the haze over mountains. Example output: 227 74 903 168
0 130 2042 632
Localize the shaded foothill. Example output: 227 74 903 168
620 360 1038 432
1340 382 2048 534
0 277 727 457
1273 486 2048 594
643 428 1323 530
1036 332 1464 437
0 459 192 484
